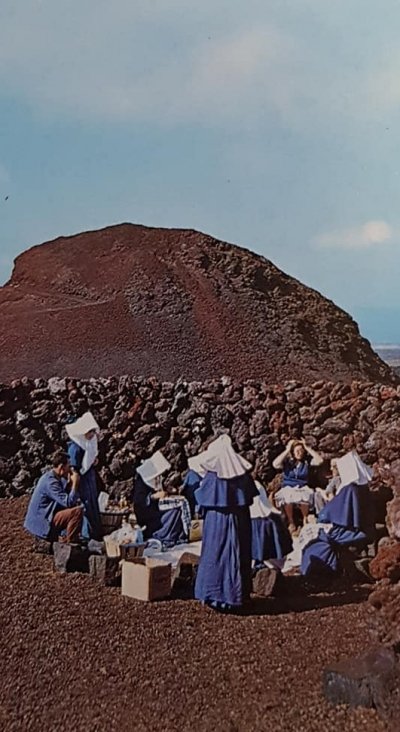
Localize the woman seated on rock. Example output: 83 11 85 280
66 411 103 541
300 451 374 577
131 450 190 548
250 480 293 569
194 435 258 612
273 439 323 533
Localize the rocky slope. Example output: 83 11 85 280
0 224 395 384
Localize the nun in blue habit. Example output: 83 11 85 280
300 451 374 577
180 451 208 518
131 450 188 548
250 482 293 569
66 412 103 541
194 435 258 611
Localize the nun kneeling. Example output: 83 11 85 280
132 451 189 548
194 435 258 612
66 412 102 541
300 451 374 577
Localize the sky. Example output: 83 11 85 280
0 0 399 344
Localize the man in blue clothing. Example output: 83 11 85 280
24 451 83 543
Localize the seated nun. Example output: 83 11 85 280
181 450 208 518
300 451 374 577
194 435 258 612
131 451 189 548
273 439 323 534
250 481 293 570
24 451 84 544
65 411 103 541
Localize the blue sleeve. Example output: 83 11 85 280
68 442 84 471
44 475 78 508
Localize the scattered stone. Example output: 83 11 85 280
323 646 397 710
89 555 121 586
252 567 280 597
53 542 90 574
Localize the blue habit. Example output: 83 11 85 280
194 472 258 607
181 469 202 518
251 515 293 566
67 442 102 540
282 458 310 487
301 482 373 576
24 470 78 539
131 475 186 547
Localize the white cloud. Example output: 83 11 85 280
0 0 386 132
312 220 393 250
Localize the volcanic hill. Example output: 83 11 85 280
0 224 395 384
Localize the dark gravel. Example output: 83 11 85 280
0 498 388 732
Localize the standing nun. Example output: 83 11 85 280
300 451 374 576
132 451 189 548
194 435 258 611
65 412 102 541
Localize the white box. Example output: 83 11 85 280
121 558 172 601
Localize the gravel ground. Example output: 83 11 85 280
0 498 388 732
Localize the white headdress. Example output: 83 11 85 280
199 434 252 480
336 451 372 489
250 481 280 519
136 450 171 489
65 411 100 475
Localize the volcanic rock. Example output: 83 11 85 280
0 223 395 384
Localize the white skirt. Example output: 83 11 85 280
275 485 314 507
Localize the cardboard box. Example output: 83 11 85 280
121 558 172 601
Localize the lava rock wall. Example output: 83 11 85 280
1 376 400 500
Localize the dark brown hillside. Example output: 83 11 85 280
0 223 394 384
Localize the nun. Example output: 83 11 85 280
131 451 189 548
194 435 258 612
250 481 293 569
66 412 102 541
181 450 208 518
300 451 374 577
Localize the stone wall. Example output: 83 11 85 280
1 376 400 501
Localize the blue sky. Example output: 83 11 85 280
0 0 399 343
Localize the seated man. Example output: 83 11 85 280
24 451 83 544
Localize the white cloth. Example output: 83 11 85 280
187 450 208 477
159 496 192 537
136 450 171 489
250 481 281 518
275 485 314 507
297 522 333 551
65 411 99 475
199 434 252 479
336 451 372 490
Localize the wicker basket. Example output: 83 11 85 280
100 510 130 534
120 543 146 562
